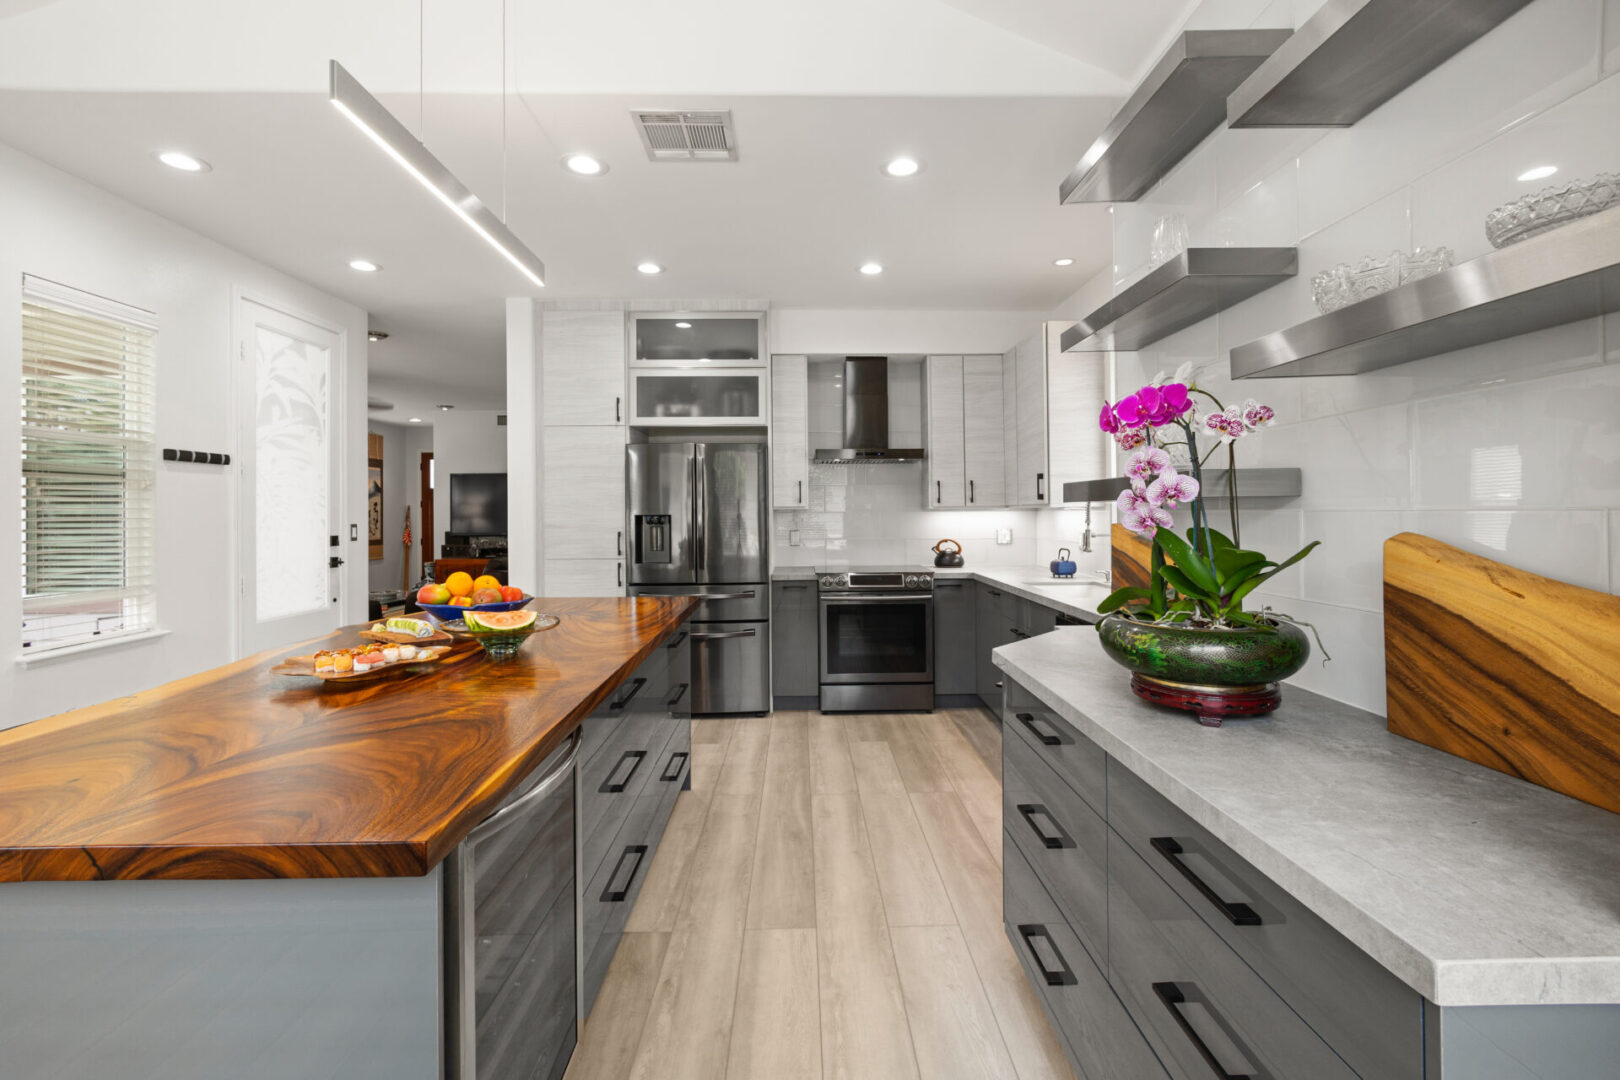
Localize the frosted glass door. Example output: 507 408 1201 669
239 300 343 655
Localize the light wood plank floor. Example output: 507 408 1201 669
565 708 1076 1080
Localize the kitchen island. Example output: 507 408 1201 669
0 595 696 1080
995 627 1620 1079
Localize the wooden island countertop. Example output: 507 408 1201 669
0 596 697 882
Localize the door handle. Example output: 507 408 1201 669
969 479 975 504
1016 924 1076 987
614 395 621 423
1036 472 1046 500
617 529 623 556
935 480 941 503
599 749 647 793
1150 838 1262 926
660 749 689 780
617 562 623 588
694 590 757 601
609 677 647 711
1015 712 1063 746
1009 627 1030 639
467 729 582 845
690 628 757 642
601 844 649 902
665 630 689 649
1016 804 1072 849
1153 983 1255 1080
798 479 803 504
328 556 345 568
666 682 689 709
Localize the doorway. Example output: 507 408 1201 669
236 297 345 655
420 450 435 582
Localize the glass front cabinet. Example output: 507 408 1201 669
627 313 767 427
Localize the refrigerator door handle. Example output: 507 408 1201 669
694 446 706 575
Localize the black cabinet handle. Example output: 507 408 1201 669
1016 804 1072 849
987 589 1002 597
798 479 803 504
1016 924 1076 986
617 529 624 556
617 562 623 588
935 581 964 589
1036 472 1046 500
936 479 941 503
599 750 646 793
1153 983 1254 1080
969 479 975 504
666 630 689 650
615 395 622 423
609 677 647 711
660 750 689 781
666 683 689 709
601 844 649 902
1009 627 1030 639
781 583 809 591
1151 838 1261 926
1016 712 1062 746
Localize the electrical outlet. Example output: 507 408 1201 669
789 529 802 547
996 528 1013 545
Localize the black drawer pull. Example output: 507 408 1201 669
1016 924 1076 986
1015 712 1062 747
665 630 689 650
601 844 649 902
1009 627 1030 639
987 589 1002 597
667 682 689 709
1153 982 1254 1080
660 750 689 781
1151 837 1262 927
1016 804 1072 849
599 750 646 793
609 677 647 711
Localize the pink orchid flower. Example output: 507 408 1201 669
1115 429 1147 452
1148 382 1193 425
1201 410 1245 445
1242 399 1276 429
1116 487 1146 517
1146 467 1199 508
1114 393 1149 429
1126 446 1170 481
1098 401 1121 434
1122 503 1175 538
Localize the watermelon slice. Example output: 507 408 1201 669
464 609 538 632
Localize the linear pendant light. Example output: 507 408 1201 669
328 60 546 288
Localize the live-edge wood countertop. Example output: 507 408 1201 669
0 596 697 882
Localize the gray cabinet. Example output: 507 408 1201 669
932 579 976 696
975 583 1016 707
771 581 818 702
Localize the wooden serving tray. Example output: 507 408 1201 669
1384 532 1620 815
270 645 453 682
358 622 451 645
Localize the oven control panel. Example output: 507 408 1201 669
817 571 934 594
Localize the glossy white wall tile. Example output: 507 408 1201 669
1607 0 1620 72
1400 509 1611 592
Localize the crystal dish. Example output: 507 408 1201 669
1311 247 1453 314
1486 172 1619 248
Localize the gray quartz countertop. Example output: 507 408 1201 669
770 566 1114 621
994 628 1620 1007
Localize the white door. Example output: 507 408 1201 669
925 355 965 507
770 354 809 509
962 355 1006 507
237 300 344 655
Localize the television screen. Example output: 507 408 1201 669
449 473 508 535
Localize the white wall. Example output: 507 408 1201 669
431 409 508 553
770 308 1042 356
0 139 369 729
1047 0 1620 714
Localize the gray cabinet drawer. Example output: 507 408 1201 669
1004 684 1106 818
981 582 1022 624
1109 832 1358 1080
580 712 676 882
1002 725 1108 967
582 774 681 1010
1108 762 1422 1080
1004 833 1170 1080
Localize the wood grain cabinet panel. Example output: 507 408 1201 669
542 426 626 560
771 355 810 509
1013 331 1049 506
962 355 1007 507
542 310 626 427
925 355 966 507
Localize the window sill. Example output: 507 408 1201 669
16 628 171 666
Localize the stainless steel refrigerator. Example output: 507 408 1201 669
626 442 770 715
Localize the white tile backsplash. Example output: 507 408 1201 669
1041 0 1620 718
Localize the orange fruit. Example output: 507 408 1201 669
445 571 475 598
473 574 501 593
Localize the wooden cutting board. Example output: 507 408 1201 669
1384 532 1620 815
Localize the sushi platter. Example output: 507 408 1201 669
358 616 452 645
270 642 454 682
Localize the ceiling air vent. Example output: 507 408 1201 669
632 110 737 161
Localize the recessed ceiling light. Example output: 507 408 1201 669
437 404 454 411
859 262 884 275
156 150 210 173
367 330 388 342
562 153 607 176
637 262 663 275
408 416 423 423
1053 257 1076 267
1517 164 1558 182
675 321 692 329
883 157 920 178
349 259 381 272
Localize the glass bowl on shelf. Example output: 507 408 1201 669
1485 171 1620 248
1310 246 1454 314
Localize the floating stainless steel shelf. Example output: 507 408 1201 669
1059 29 1291 204
1230 204 1620 379
1061 248 1298 354
1227 0 1534 127
1062 469 1301 504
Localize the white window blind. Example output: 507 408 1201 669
20 275 158 652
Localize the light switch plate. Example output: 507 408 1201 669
789 529 801 547
996 528 1013 545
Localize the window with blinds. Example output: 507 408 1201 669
20 276 158 652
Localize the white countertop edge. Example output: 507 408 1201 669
770 566 1114 622
994 639 1620 1008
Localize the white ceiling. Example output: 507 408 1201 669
0 0 1203 410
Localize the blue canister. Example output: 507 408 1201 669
1050 547 1077 578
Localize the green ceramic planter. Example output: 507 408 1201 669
1096 612 1310 689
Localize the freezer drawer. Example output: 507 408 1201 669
630 582 770 622
689 621 770 714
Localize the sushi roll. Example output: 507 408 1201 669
354 650 386 672
332 652 354 674
314 651 335 674
381 645 401 663
397 644 418 660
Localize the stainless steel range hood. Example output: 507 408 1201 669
813 357 925 464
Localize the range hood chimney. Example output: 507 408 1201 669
813 357 925 464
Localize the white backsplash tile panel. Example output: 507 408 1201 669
1299 510 1405 610
1607 0 1620 73
1610 510 1620 589
1399 509 1611 593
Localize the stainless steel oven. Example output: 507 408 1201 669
817 569 935 712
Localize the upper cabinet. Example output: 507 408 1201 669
771 355 810 509
542 310 626 426
925 356 967 507
1004 324 1108 509
924 354 1008 510
631 313 764 366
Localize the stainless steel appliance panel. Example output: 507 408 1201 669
695 442 768 584
626 442 696 585
629 582 769 623
819 595 935 686
689 622 770 714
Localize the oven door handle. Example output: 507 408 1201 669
819 594 931 603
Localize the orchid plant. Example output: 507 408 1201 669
1096 364 1319 631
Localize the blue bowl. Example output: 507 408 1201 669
417 595 534 623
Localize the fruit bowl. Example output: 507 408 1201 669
417 595 534 624
452 612 560 659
